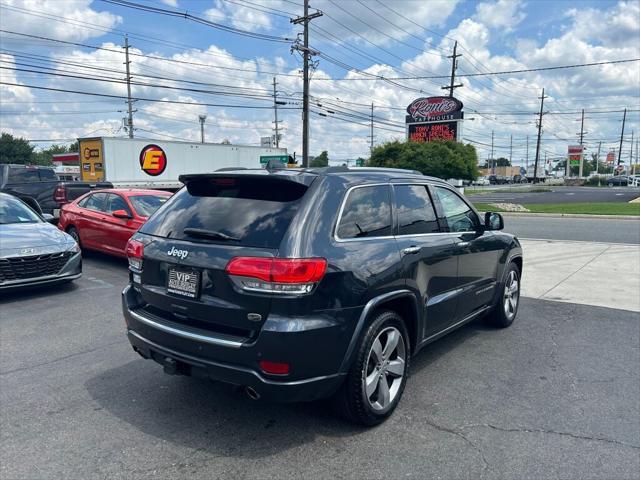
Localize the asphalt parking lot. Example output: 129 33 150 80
467 186 640 204
1 252 638 479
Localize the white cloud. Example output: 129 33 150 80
159 0 178 6
474 0 526 31
0 0 121 42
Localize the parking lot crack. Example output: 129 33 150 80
466 423 640 450
423 418 491 476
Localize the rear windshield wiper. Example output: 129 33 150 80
183 228 240 242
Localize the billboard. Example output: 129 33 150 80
406 96 463 143
606 151 615 164
408 122 458 142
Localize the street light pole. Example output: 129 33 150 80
199 115 206 143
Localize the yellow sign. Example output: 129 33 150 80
79 138 104 182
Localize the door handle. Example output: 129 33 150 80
402 246 420 255
458 241 470 248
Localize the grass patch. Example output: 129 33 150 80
465 186 552 196
473 202 640 216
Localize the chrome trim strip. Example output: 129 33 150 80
128 309 244 348
128 330 345 386
333 182 480 243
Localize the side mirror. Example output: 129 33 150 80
484 212 504 231
42 213 57 224
112 209 132 219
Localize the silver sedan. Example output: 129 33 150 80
0 193 81 291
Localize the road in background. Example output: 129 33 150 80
504 215 640 244
467 186 640 204
1 254 639 479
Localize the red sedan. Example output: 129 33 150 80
58 189 172 257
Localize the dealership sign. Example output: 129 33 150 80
406 96 463 143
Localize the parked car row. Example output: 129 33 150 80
0 187 172 291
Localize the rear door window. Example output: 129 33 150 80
394 185 440 235
337 185 392 239
7 167 39 183
83 193 107 212
140 176 308 249
38 169 57 181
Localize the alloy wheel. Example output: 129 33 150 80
363 326 406 411
503 270 519 320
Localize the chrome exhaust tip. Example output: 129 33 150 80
245 386 261 400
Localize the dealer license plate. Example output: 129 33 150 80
166 267 200 299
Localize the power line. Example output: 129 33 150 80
0 81 303 110
98 0 293 43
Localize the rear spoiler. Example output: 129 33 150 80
179 171 315 187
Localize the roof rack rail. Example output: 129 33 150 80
215 167 248 172
351 167 424 176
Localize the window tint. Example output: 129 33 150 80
129 194 169 217
337 185 392 239
83 193 107 212
140 177 308 249
0 194 41 224
433 187 479 232
394 185 440 235
38 169 57 180
77 195 90 208
7 167 39 183
106 194 131 215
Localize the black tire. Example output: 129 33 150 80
486 262 521 328
67 226 81 249
607 182 614 187
332 310 411 426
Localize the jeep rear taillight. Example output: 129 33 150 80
225 257 327 294
126 238 144 270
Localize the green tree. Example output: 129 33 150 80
369 140 479 180
481 157 510 169
31 144 69 166
0 132 34 164
310 150 329 167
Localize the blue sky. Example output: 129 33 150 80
1 0 638 166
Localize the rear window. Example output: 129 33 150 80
140 177 308 249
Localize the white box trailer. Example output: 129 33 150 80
78 137 289 188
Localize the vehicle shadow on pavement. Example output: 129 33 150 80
0 279 79 304
83 320 488 457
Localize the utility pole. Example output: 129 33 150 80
617 108 627 167
578 108 585 177
368 103 374 152
441 41 463 97
509 134 513 166
525 135 529 169
124 35 134 138
291 0 323 168
272 77 282 148
533 88 547 183
630 130 634 174
491 130 495 174
596 141 602 176
198 115 206 143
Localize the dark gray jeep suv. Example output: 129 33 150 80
122 166 522 425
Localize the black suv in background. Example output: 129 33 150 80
122 167 523 425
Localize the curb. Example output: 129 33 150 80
493 212 640 220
